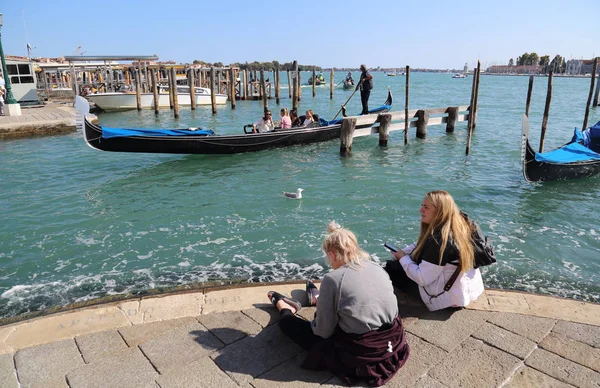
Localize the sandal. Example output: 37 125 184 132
268 291 302 313
306 280 319 306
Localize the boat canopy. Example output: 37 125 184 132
534 127 600 163
102 126 215 139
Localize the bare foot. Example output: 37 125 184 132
267 291 297 314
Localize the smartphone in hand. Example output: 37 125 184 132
384 242 398 252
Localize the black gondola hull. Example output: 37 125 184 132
84 121 345 154
82 90 392 155
523 137 600 182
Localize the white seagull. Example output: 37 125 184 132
283 188 304 199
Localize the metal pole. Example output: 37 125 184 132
0 24 18 104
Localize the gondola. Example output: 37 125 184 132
521 114 600 182
77 89 392 155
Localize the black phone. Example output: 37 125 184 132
384 242 398 252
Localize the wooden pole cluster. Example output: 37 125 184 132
582 57 598 131
525 75 534 117
539 71 553 152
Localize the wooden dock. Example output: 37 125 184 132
338 105 471 154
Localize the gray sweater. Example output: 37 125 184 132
311 261 398 338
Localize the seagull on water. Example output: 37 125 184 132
283 188 304 199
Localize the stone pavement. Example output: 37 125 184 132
0 102 96 139
1 284 599 388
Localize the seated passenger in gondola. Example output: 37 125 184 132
290 109 301 127
302 110 315 126
280 108 292 129
253 110 275 133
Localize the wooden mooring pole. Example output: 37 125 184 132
188 68 196 110
582 57 598 131
465 63 477 155
167 68 174 109
298 71 302 101
151 68 159 114
472 61 481 129
275 67 280 105
171 67 180 119
292 61 298 110
287 70 292 99
404 66 409 144
446 107 458 133
525 75 534 117
312 67 316 97
340 117 357 155
242 70 247 100
379 113 392 146
135 67 142 110
416 110 429 138
210 67 217 114
230 67 236 110
260 69 268 113
330 68 334 100
539 71 553 152
593 71 600 107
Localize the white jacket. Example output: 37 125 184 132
399 243 485 311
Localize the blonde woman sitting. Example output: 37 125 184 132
267 221 409 387
385 190 485 311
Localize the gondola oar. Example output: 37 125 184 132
331 79 362 121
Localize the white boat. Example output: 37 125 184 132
452 73 467 79
85 86 228 111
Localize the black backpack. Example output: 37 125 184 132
470 219 497 268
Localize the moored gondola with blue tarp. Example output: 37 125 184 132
521 114 600 182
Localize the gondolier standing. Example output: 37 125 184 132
357 64 373 115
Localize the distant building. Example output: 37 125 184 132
565 59 597 75
485 65 542 75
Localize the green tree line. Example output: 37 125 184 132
192 60 322 72
507 52 566 74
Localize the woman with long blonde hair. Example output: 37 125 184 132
385 190 485 311
267 221 409 386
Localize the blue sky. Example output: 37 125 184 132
0 0 595 69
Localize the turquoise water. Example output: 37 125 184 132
1 72 599 318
